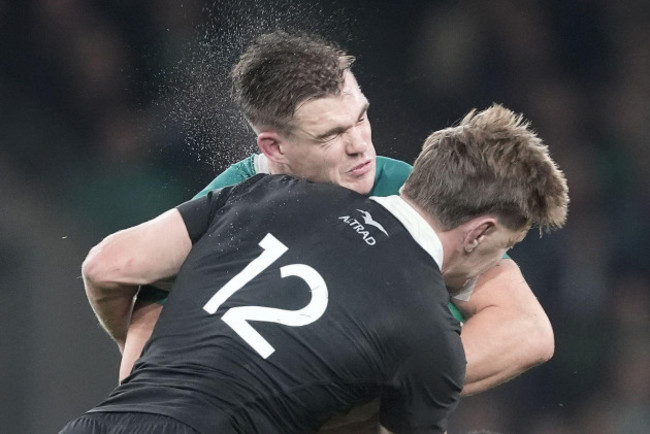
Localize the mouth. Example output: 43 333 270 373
347 160 373 177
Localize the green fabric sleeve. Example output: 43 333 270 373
193 155 258 199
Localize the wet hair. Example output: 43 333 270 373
403 104 569 232
231 31 354 135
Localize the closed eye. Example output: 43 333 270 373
357 103 370 124
315 102 369 142
318 132 342 144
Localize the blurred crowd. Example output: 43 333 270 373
1 0 648 432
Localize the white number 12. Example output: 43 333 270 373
203 233 329 358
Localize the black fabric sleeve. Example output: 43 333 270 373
138 175 269 305
177 174 269 243
176 188 229 244
136 285 170 305
135 190 229 306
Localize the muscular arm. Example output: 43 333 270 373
82 209 191 353
453 258 554 396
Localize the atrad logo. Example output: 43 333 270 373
338 209 389 246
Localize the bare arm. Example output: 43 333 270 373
119 300 162 381
120 279 174 381
453 258 554 396
82 209 192 350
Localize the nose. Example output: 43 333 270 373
345 126 368 155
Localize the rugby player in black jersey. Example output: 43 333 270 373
60 104 568 433
124 33 560 409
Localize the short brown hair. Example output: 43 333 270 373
231 31 355 134
402 104 569 232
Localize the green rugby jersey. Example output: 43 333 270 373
193 154 413 199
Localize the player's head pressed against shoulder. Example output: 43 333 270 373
233 31 377 195
401 104 569 292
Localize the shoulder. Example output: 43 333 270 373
371 156 413 197
219 154 259 180
193 155 258 199
376 156 413 172
225 174 329 203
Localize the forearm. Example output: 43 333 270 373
455 259 554 396
459 303 553 395
120 299 162 382
83 275 138 351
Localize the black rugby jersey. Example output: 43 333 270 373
90 174 465 433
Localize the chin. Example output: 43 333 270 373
350 181 373 195
339 172 374 194
358 174 377 194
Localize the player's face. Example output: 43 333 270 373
443 226 528 291
279 71 376 194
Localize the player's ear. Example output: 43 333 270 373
258 131 289 165
463 217 497 253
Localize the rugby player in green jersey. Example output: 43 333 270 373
118 31 556 430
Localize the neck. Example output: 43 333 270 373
398 193 463 278
266 158 285 175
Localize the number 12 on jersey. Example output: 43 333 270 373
203 233 329 359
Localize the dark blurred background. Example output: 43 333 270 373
1 0 649 432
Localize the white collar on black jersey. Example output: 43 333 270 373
254 154 270 174
370 195 444 271
371 195 476 301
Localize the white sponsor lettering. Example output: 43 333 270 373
338 216 377 245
